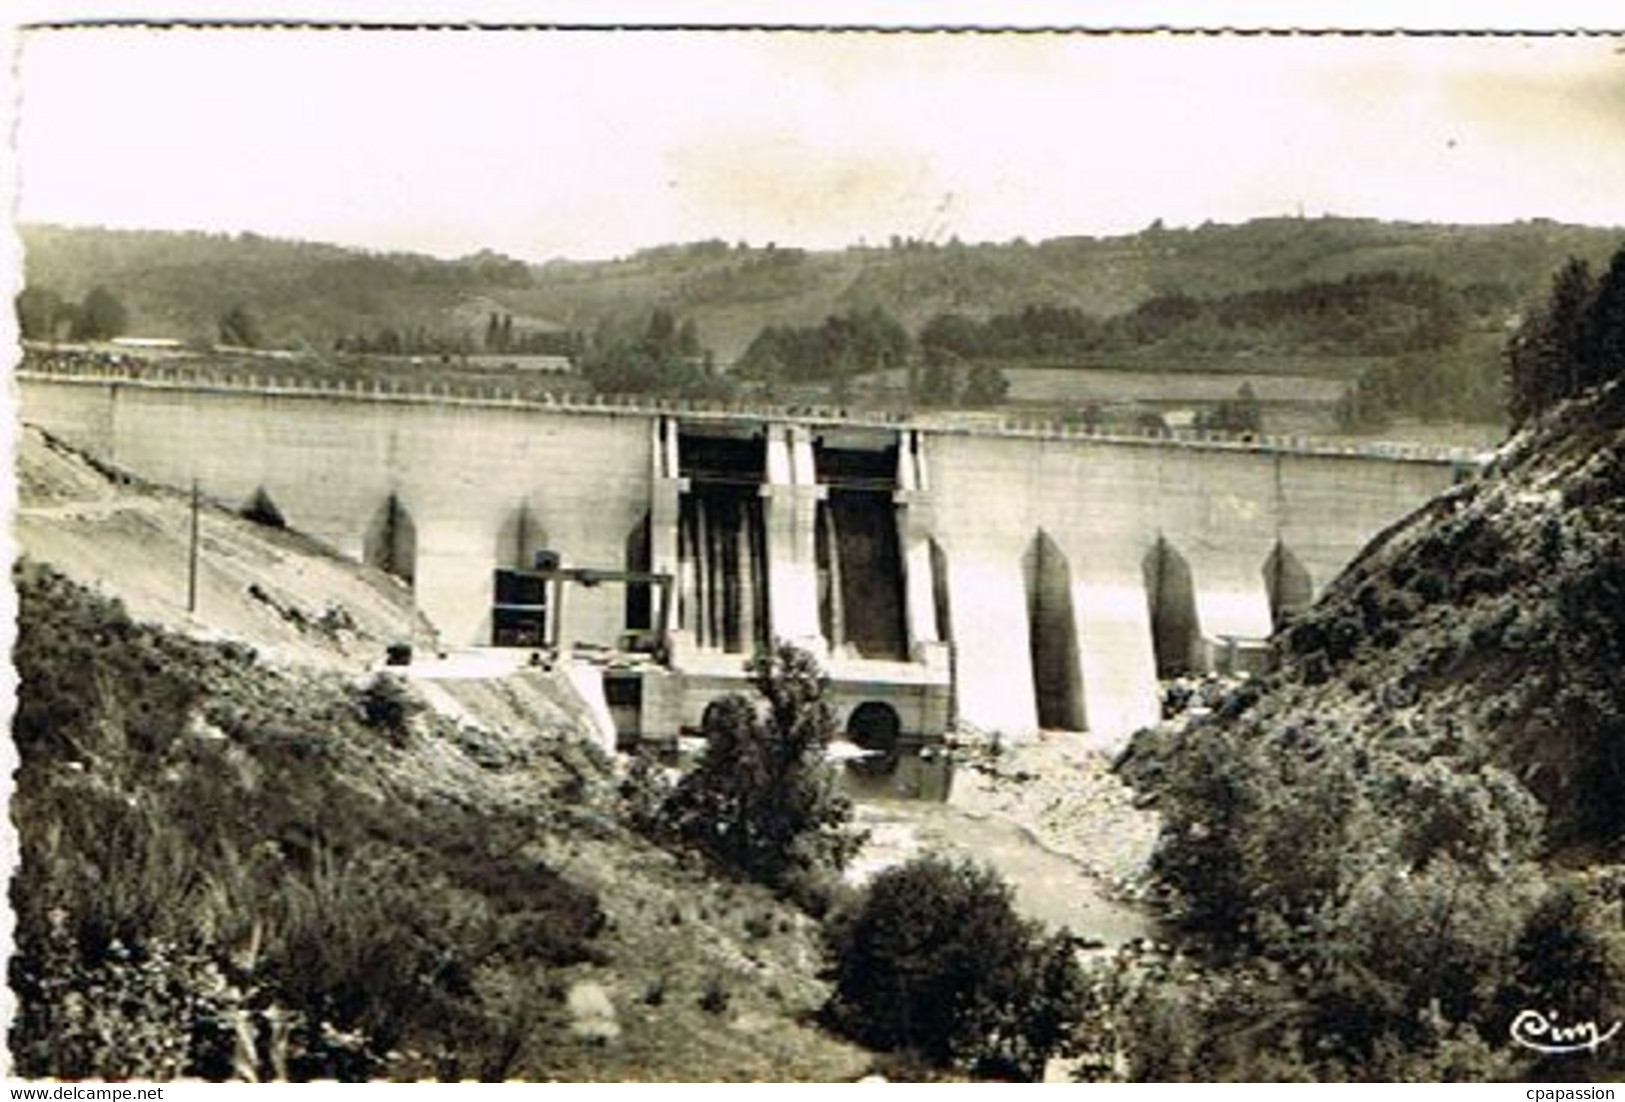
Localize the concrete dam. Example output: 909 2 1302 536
18 365 1473 750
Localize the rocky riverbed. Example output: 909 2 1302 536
843 730 1164 946
945 730 1162 896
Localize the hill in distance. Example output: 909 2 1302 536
20 217 1625 363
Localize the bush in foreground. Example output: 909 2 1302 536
661 642 863 903
823 855 1085 1081
9 564 606 1080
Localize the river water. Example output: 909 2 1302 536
846 794 1156 948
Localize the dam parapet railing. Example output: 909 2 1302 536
16 354 1491 468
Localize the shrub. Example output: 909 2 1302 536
357 673 421 741
620 752 675 839
9 566 608 1080
9 919 240 1080
1305 857 1543 1049
1074 946 1308 1082
661 641 864 896
1075 943 1531 1083
823 855 1085 1081
1122 707 1570 1076
1502 875 1625 1066
698 975 731 1016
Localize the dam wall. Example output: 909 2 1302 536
923 432 1456 736
23 377 652 649
19 370 1468 743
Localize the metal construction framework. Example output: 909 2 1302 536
493 566 675 657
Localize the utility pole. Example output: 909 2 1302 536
187 479 200 613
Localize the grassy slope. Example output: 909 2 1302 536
1274 377 1624 848
9 434 870 1082
1129 374 1625 853
1098 379 1625 1082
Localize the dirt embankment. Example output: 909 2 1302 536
12 428 873 1081
17 425 435 670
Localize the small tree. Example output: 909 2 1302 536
17 286 68 341
217 304 263 348
1504 244 1625 428
642 307 679 360
962 363 1010 407
676 317 702 359
71 286 129 342
824 855 1085 1081
1198 382 1264 434
1506 258 1595 428
581 309 719 398
357 673 421 744
1578 246 1625 395
918 357 958 407
662 642 863 896
1504 877 1625 1043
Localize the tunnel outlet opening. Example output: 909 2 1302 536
847 701 902 755
815 438 907 661
677 428 769 654
1024 531 1086 732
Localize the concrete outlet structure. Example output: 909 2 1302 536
19 368 1474 750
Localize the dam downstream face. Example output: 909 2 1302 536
815 441 908 661
817 490 908 660
676 431 770 655
678 489 768 654
16 370 1470 743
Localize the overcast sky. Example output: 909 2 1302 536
14 27 1625 260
